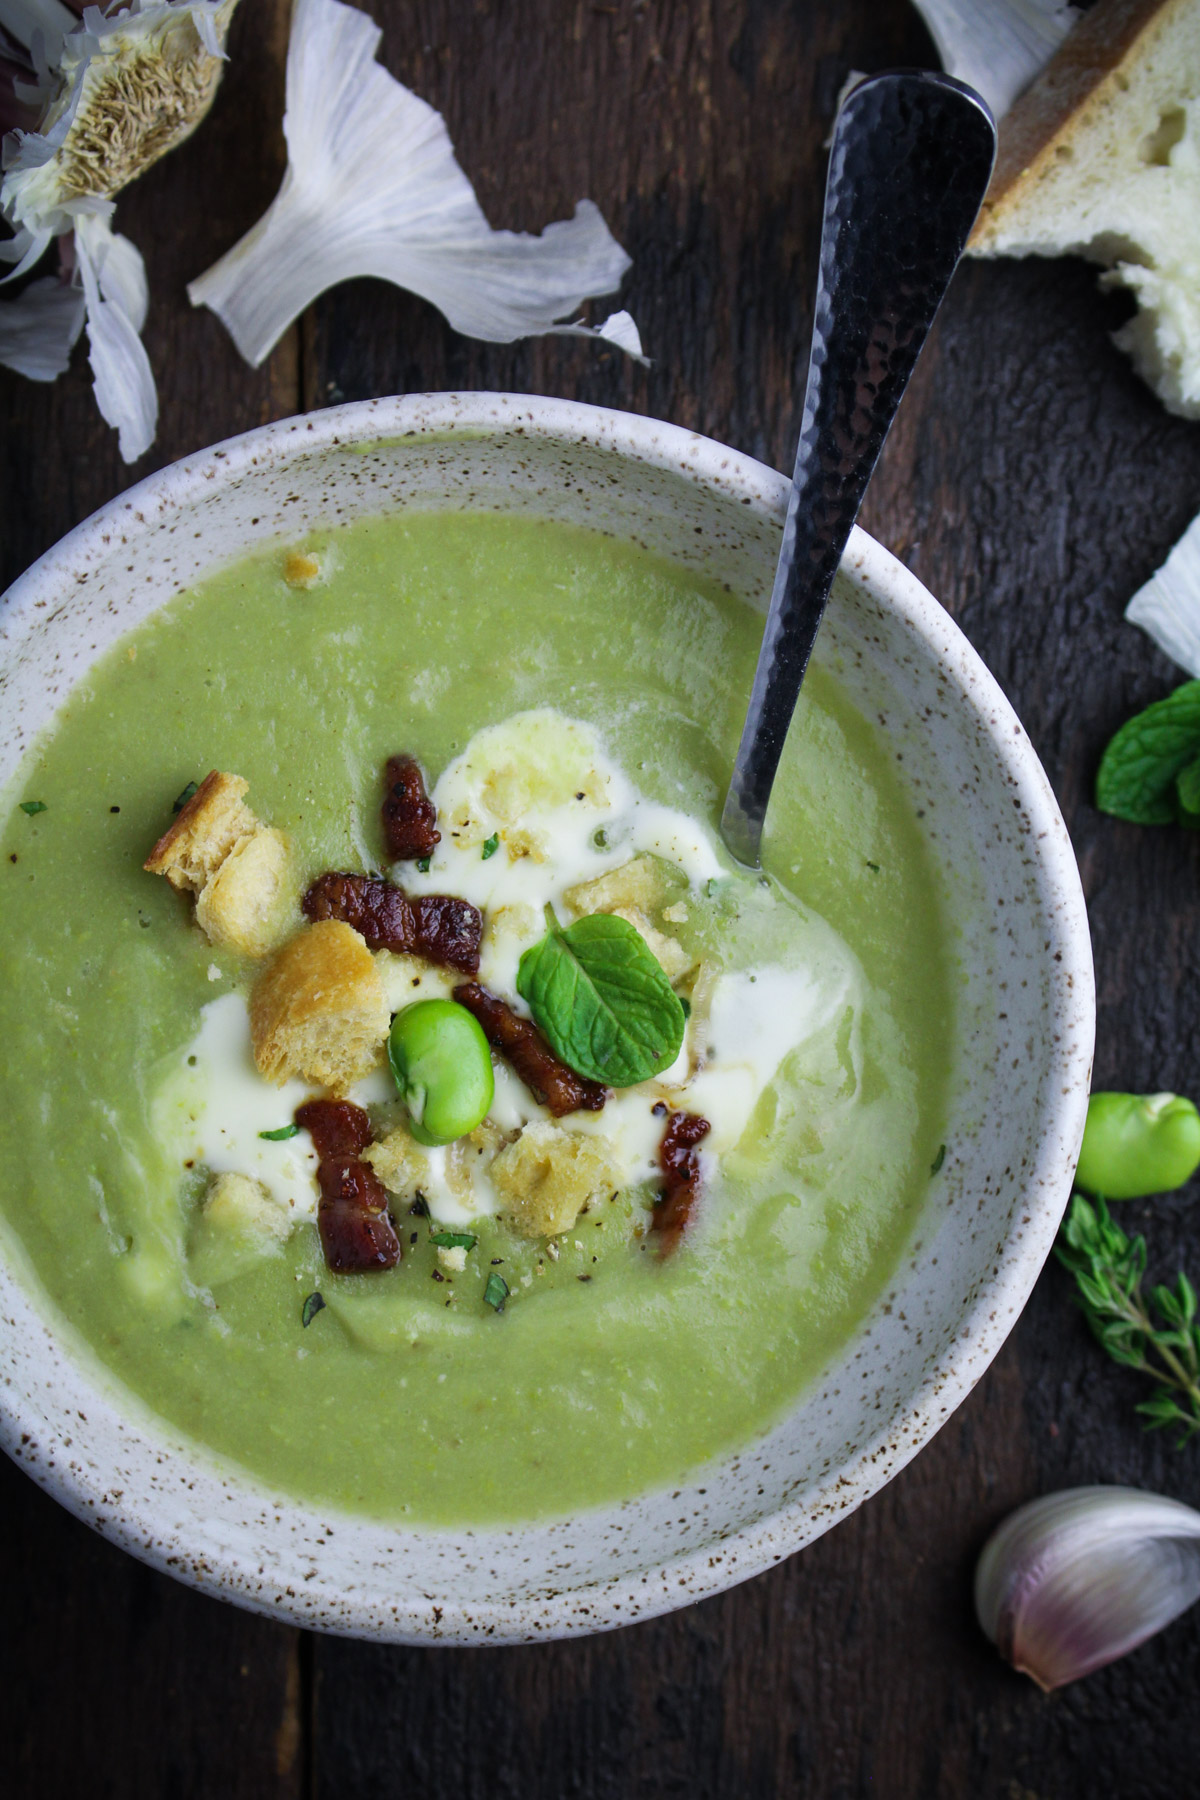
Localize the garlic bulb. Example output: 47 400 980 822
976 1485 1200 1690
911 1 1078 120
1 0 240 458
189 0 643 368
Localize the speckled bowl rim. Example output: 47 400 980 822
0 393 1095 1642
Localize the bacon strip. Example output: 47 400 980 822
302 872 482 974
452 981 608 1117
653 1110 711 1255
295 1098 400 1273
382 754 440 861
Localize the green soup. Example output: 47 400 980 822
0 512 953 1524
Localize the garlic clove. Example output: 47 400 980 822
0 267 83 376
74 211 155 460
1126 511 1200 679
911 0 1078 120
189 0 641 368
975 1485 1200 1691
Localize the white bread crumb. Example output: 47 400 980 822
250 920 389 1093
491 1122 620 1238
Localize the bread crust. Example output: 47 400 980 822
250 920 389 1092
144 770 253 890
970 0 1192 251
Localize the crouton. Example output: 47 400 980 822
145 771 257 894
250 920 388 1092
362 1125 428 1196
447 1120 507 1198
612 907 697 984
490 1122 620 1238
189 1171 293 1287
145 769 289 957
564 854 668 917
195 826 289 957
201 1170 292 1242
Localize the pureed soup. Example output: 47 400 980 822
0 512 954 1525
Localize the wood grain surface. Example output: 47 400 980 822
3 2 1199 1795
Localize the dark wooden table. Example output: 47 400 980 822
4 3 1199 1794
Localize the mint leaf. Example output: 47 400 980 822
259 1123 299 1141
1097 680 1200 824
481 834 500 860
483 1272 509 1312
431 1230 477 1250
517 910 685 1087
1177 753 1200 819
301 1291 326 1328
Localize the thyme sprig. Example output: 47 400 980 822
1056 1194 1200 1446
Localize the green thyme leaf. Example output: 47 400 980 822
431 1230 478 1250
1055 1193 1200 1446
259 1124 299 1141
516 907 685 1087
1096 680 1200 825
416 855 431 873
483 1272 509 1312
19 800 47 816
481 834 500 860
301 1291 326 1328
172 780 199 814
930 1144 946 1175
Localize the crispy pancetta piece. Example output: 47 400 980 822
302 872 482 974
295 1098 400 1273
452 982 609 1117
653 1110 711 1255
382 754 440 861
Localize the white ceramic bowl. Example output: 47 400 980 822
0 394 1094 1643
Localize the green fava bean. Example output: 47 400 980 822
1075 1091 1200 1200
387 999 494 1147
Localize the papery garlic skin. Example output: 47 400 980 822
189 0 642 367
0 265 83 375
911 1 1078 120
1126 512 1200 679
976 1485 1200 1691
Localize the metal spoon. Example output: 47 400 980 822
719 70 997 869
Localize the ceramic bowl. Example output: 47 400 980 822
0 393 1094 1643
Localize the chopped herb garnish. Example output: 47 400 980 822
593 827 609 850
301 1291 326 1328
705 877 719 898
416 855 431 873
484 1272 509 1312
172 780 199 813
481 834 500 860
259 1123 300 1141
431 1230 478 1250
19 800 47 816
930 1144 946 1175
409 1194 430 1217
866 860 880 873
679 996 692 1019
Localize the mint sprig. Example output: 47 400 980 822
1096 680 1200 826
516 907 685 1088
1056 1194 1200 1445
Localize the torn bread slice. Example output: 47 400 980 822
968 0 1200 417
145 770 289 955
251 920 389 1092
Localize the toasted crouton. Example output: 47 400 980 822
145 770 289 956
491 1122 619 1238
145 771 257 893
363 1126 428 1196
195 826 289 957
251 920 388 1092
564 854 668 917
612 907 696 984
189 1171 292 1287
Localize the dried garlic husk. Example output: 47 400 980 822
0 0 239 457
189 0 644 367
975 1485 1200 1690
0 266 83 374
1125 513 1200 678
911 0 1078 119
